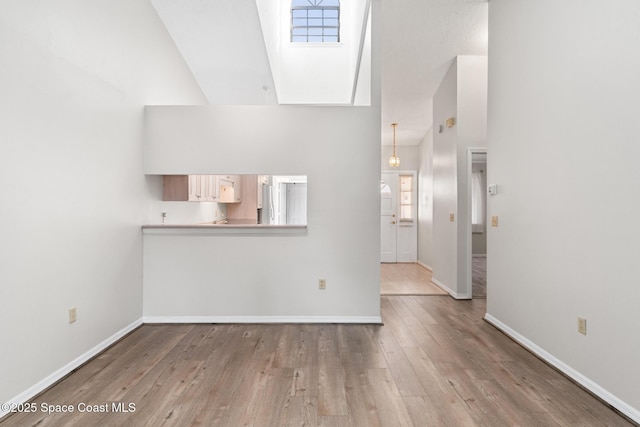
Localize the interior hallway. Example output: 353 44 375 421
381 263 447 296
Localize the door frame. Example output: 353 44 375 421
466 148 488 299
381 169 418 263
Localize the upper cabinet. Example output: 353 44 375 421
214 175 242 203
163 175 213 201
162 175 241 203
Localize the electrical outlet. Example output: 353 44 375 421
578 317 587 335
69 307 77 324
319 279 326 290
449 213 455 222
491 216 499 227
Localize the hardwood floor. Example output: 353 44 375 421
380 263 447 295
1 297 633 426
472 256 487 299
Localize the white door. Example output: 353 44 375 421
396 172 417 262
381 171 418 263
380 173 398 263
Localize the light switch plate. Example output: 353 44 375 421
578 317 587 335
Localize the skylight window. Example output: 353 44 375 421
291 0 340 43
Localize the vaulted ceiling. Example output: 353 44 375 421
150 0 488 146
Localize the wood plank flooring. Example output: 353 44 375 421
380 263 447 295
472 256 487 299
1 297 634 426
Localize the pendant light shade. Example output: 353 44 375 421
388 123 400 168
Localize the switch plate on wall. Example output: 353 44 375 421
69 307 77 324
491 216 499 227
578 317 587 335
319 279 326 290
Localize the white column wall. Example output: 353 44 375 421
0 0 206 408
432 59 459 294
431 56 487 298
417 128 434 269
455 55 488 298
143 105 381 320
487 0 640 420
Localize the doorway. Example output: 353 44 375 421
380 171 417 263
468 150 487 299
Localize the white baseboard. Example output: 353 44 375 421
416 261 433 272
484 313 640 424
430 277 469 299
143 315 383 324
1 318 143 420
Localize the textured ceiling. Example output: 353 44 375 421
381 0 488 146
151 0 488 146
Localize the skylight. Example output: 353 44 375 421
291 0 340 43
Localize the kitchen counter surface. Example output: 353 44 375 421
142 223 307 235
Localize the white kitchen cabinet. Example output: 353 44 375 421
162 175 217 201
214 175 242 203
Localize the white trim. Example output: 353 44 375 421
467 147 488 300
484 313 640 424
417 261 433 272
143 316 383 324
432 277 471 300
350 0 371 104
430 277 467 299
0 318 143 419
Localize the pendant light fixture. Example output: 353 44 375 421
388 122 400 168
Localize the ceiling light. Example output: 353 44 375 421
388 123 400 168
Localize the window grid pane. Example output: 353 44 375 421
399 175 414 222
291 1 340 43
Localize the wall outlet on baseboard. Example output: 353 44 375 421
69 307 77 324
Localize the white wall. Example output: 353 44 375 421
455 56 488 297
380 144 419 171
487 0 640 421
432 59 459 294
417 128 434 268
143 106 381 320
0 0 206 409
431 56 488 298
150 0 277 105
